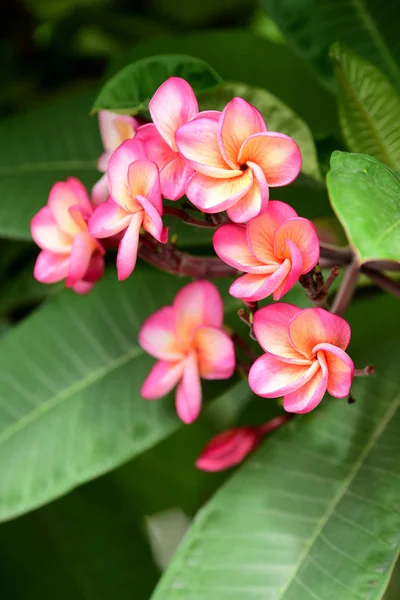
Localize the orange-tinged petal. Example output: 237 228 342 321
274 217 320 272
116 212 143 280
252 303 306 362
226 171 267 223
314 343 354 398
283 353 328 413
229 261 291 302
247 200 297 263
186 170 252 214
213 224 269 273
31 206 72 253
249 354 318 398
192 326 235 379
141 359 185 400
139 306 185 361
289 308 352 358
176 352 202 424
48 181 90 237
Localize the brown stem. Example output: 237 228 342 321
320 266 340 296
237 308 257 340
364 259 400 271
361 266 400 298
138 234 238 278
354 365 375 376
259 414 293 435
164 206 217 229
319 242 354 265
331 261 360 316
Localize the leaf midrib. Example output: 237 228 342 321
0 160 97 176
0 345 143 446
278 390 400 598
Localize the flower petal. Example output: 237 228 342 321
135 123 176 170
149 77 198 151
160 157 193 201
91 174 109 206
249 354 318 398
289 308 352 358
31 207 72 253
229 260 291 302
213 224 268 273
313 343 354 398
139 306 185 360
71 280 95 294
196 427 260 472
283 354 328 413
252 303 306 362
274 217 320 273
173 280 224 347
48 180 91 236
135 194 168 243
128 159 162 213
238 132 302 186
176 116 238 177
84 251 105 283
116 212 143 281
226 167 268 223
272 240 303 300
218 97 267 167
66 231 95 287
141 359 185 400
108 139 146 209
193 325 235 379
247 200 298 263
98 110 137 152
33 250 70 284
186 170 253 214
88 199 131 238
175 352 202 423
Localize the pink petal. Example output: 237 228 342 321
175 352 202 424
249 353 319 398
135 194 168 243
283 354 328 413
238 132 302 186
98 110 137 152
84 251 105 283
48 181 90 237
196 427 260 472
108 139 146 209
213 224 269 273
139 306 185 361
88 199 131 238
116 212 143 280
71 280 95 294
253 303 306 362
141 359 185 400
31 207 72 253
66 231 96 287
173 280 224 347
149 77 198 151
160 157 193 201
193 325 235 379
33 250 70 284
176 116 238 177
91 174 109 206
313 343 354 398
98 150 111 173
226 174 266 223
186 170 253 214
274 217 320 272
289 308 352 358
229 260 291 302
272 240 303 301
128 159 162 213
135 123 176 170
247 200 297 263
65 177 93 214
218 97 267 168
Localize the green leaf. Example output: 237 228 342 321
331 43 400 169
0 473 159 600
261 0 400 90
0 266 251 522
198 81 321 180
108 30 338 137
92 55 222 115
152 292 400 599
327 151 400 263
0 89 101 240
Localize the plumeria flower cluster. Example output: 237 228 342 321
31 76 367 471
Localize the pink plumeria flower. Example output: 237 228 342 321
92 110 139 206
31 177 105 294
89 139 168 281
135 77 199 200
249 304 354 413
176 97 302 223
139 281 235 424
213 201 320 301
196 427 262 472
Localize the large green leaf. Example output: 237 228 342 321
198 81 321 180
0 89 101 240
261 0 400 90
152 292 400 599
92 55 222 114
0 474 159 600
109 30 337 137
0 266 252 522
327 151 400 263
331 43 400 169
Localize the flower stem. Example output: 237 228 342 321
354 365 375 376
163 206 218 229
319 242 354 266
331 261 360 316
259 414 293 435
361 266 400 298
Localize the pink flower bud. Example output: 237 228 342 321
196 427 262 472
